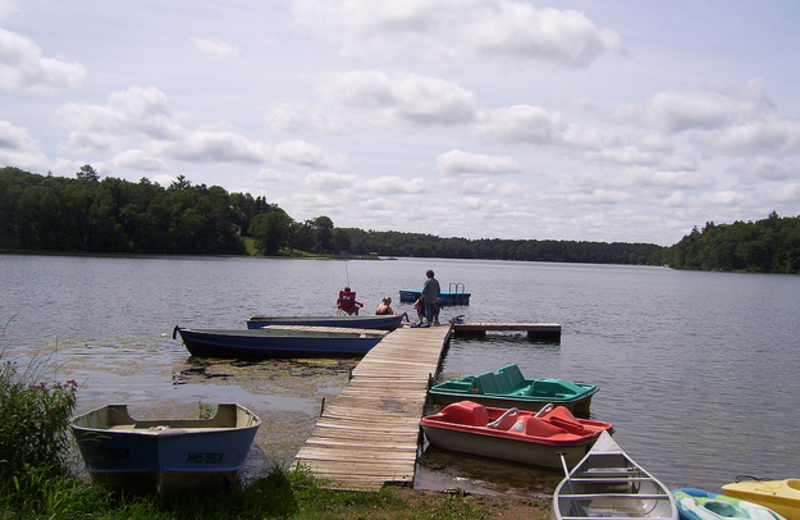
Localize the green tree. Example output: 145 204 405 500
332 227 351 254
250 207 293 255
76 164 99 182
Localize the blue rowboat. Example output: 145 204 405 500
70 403 261 494
245 313 406 330
399 290 471 306
429 364 598 417
174 326 387 359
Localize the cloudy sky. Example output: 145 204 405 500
2 1 799 246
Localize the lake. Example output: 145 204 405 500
2 253 798 495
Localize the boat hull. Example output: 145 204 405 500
421 401 612 469
399 290 471 305
245 314 405 330
176 327 384 358
723 480 800 520
552 431 678 520
429 364 598 417
422 423 593 468
70 403 261 494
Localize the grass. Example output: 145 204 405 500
0 464 549 520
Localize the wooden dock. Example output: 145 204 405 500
293 325 452 491
453 322 561 340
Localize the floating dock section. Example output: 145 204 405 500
453 322 561 341
294 325 452 491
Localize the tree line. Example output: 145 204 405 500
343 228 661 265
3 166 800 273
652 211 800 274
0 166 342 256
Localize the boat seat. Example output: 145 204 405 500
544 406 590 435
477 372 499 394
499 364 526 389
438 401 489 426
514 415 567 437
493 372 513 394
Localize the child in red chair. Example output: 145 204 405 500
336 287 364 315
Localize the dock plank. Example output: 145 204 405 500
294 325 451 491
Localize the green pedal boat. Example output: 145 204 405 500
429 364 598 417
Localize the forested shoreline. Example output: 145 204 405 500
2 166 800 273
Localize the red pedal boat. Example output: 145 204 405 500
421 401 613 468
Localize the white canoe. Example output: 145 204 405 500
552 431 678 520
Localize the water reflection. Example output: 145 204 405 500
417 446 562 498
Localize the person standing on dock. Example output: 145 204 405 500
421 269 440 326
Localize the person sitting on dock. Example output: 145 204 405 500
413 296 425 325
376 296 395 315
337 287 364 315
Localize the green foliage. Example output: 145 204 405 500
662 212 800 274
0 167 246 255
250 206 294 255
343 228 664 265
0 335 78 479
196 401 214 419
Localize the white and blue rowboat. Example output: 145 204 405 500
70 403 261 494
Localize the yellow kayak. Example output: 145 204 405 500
723 480 800 520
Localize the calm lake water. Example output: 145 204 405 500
2 253 799 495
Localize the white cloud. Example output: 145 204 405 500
365 175 429 195
768 183 800 204
464 3 622 66
154 130 268 163
55 85 270 164
56 86 179 148
0 119 50 171
648 80 771 132
729 156 799 181
0 119 35 150
0 28 86 93
293 0 621 67
694 190 747 207
191 36 239 58
476 105 616 149
318 70 476 127
699 116 800 154
109 149 169 172
435 149 521 176
273 140 349 169
585 146 657 166
268 103 342 135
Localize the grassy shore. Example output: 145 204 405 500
0 465 550 519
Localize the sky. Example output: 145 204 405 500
2 1 800 246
